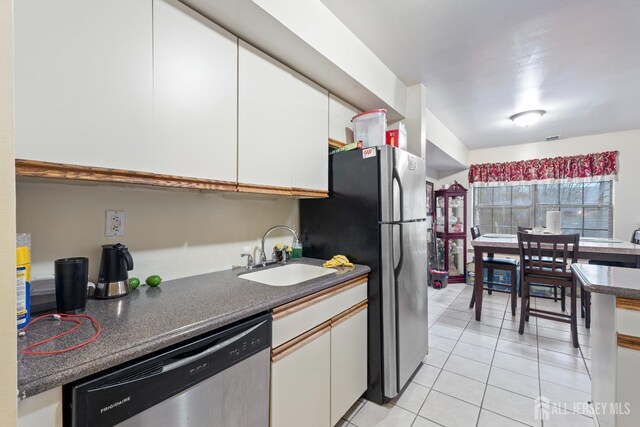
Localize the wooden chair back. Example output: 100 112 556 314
517 232 580 284
471 226 481 239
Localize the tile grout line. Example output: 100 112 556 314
414 285 474 425
474 291 509 427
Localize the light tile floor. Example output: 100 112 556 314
337 283 594 427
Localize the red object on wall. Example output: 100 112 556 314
468 151 619 185
385 130 399 147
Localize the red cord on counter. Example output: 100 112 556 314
19 313 102 356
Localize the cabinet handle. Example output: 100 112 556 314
271 321 331 362
272 275 368 320
616 297 640 311
331 300 368 326
617 333 640 351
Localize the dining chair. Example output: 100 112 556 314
582 228 640 329
517 226 563 308
517 231 581 347
469 226 519 316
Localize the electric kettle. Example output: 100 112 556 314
96 243 134 298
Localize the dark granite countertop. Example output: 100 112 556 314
17 258 370 399
572 263 640 299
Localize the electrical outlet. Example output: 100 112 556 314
105 210 125 237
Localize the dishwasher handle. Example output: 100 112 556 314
162 320 267 373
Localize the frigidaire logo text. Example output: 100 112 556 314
100 396 131 413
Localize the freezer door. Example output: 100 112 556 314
379 146 427 223
380 221 429 397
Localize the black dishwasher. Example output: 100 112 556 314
64 313 271 427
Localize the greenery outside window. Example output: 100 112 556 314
473 181 613 237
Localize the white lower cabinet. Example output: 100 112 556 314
616 346 640 427
18 387 63 427
270 277 368 427
271 326 332 427
331 307 368 426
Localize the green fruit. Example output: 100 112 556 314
129 277 141 289
146 275 162 287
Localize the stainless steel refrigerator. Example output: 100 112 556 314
300 145 429 403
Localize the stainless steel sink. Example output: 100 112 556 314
240 264 336 286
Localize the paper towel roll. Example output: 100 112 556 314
546 211 562 234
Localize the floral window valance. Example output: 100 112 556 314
468 151 618 187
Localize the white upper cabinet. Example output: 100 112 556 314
238 41 328 191
153 0 237 182
289 74 328 192
329 94 358 144
14 0 154 171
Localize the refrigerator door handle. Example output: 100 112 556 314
392 223 404 275
380 223 398 398
392 164 404 223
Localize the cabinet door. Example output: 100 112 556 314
617 346 640 427
153 0 237 182
329 94 358 144
271 326 331 427
239 41 328 192
14 0 154 171
290 82 328 193
18 387 62 427
238 41 292 189
331 305 368 425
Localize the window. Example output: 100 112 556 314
473 181 613 237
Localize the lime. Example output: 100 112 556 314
146 275 162 287
129 277 141 289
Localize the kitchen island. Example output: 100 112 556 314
17 258 369 425
572 263 640 427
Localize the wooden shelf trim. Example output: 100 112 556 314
616 297 640 311
237 183 328 198
15 159 328 197
617 333 640 351
331 300 368 327
271 274 368 320
16 159 238 191
328 138 346 149
291 187 328 198
237 182 293 196
271 320 331 362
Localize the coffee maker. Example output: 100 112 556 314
96 243 134 298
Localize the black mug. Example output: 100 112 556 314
55 257 89 313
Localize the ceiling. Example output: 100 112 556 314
320 0 640 149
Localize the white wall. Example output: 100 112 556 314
251 0 407 117
404 84 427 158
425 107 468 167
445 129 640 241
0 0 17 422
17 182 299 282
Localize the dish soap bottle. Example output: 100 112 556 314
291 239 303 259
16 246 31 329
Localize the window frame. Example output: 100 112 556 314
472 181 613 237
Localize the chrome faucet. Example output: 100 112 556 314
261 225 299 265
240 253 255 270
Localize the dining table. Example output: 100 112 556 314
470 234 640 321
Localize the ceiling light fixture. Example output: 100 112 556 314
509 110 546 127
